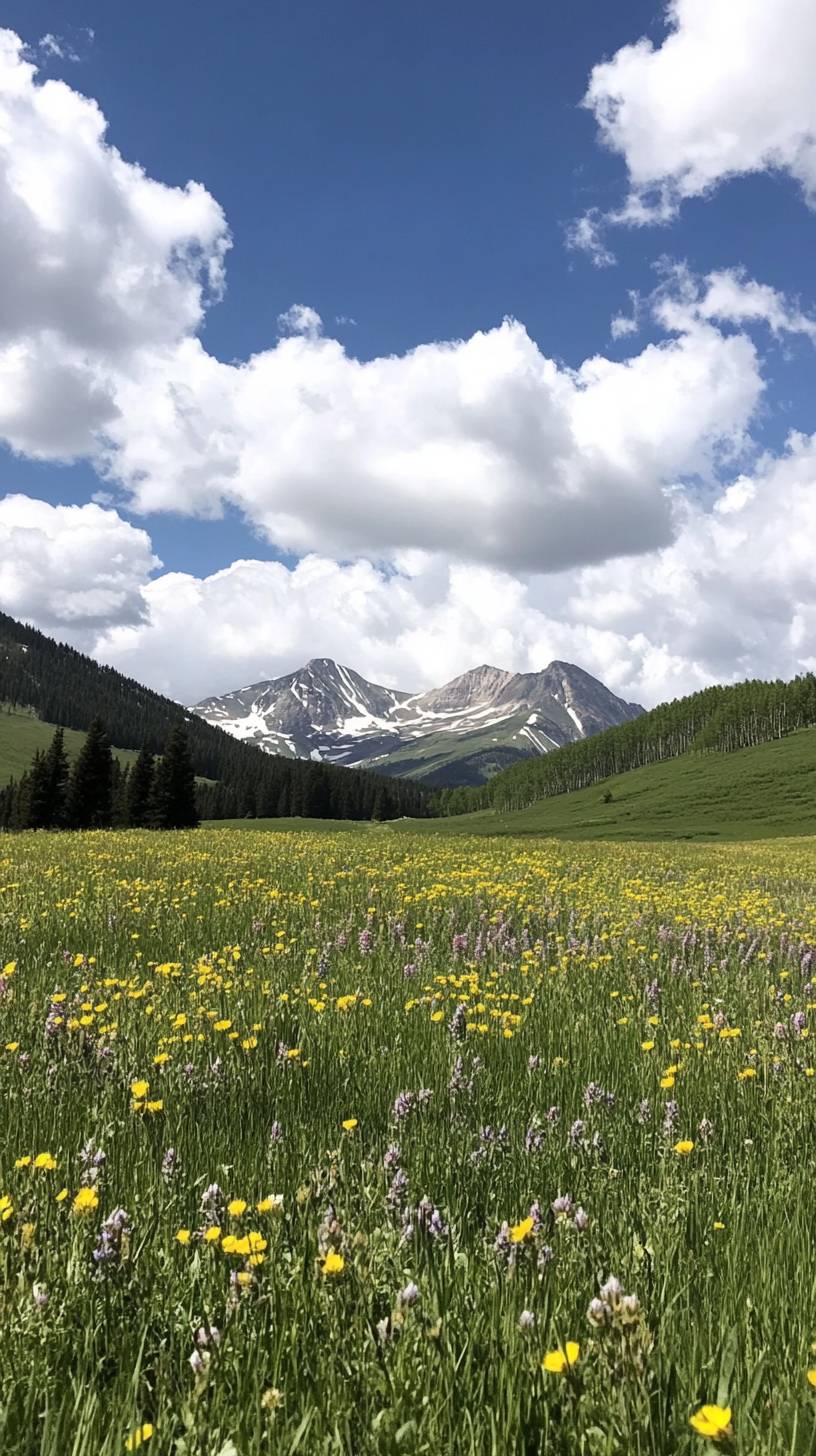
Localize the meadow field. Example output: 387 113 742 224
1 828 816 1454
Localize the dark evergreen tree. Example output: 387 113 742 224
66 717 113 829
111 761 130 828
149 723 199 830
10 772 31 831
127 746 155 828
26 750 53 829
44 727 69 827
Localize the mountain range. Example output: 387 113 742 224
192 658 644 786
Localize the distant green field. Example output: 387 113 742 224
204 729 816 842
394 726 816 840
0 706 141 786
0 705 237 795
203 815 369 832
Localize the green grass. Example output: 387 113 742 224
0 706 140 786
204 815 370 831
2 829 816 1452
0 706 221 788
394 727 816 840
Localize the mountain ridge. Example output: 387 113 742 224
192 657 644 786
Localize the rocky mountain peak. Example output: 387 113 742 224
192 655 643 786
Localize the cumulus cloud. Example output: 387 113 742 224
0 29 768 575
5 425 809 709
0 28 229 459
277 303 323 338
0 495 159 631
583 0 816 222
102 314 763 573
91 431 816 705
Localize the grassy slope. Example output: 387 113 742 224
390 726 816 840
203 816 368 832
0 707 141 786
372 708 549 786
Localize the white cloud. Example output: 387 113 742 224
0 29 767 575
89 421 816 704
564 209 616 268
35 29 93 63
3 428 807 710
654 264 816 342
101 314 762 573
277 303 323 338
153 430 814 706
583 0 816 220
610 291 641 340
38 35 74 61
0 28 229 459
0 495 159 631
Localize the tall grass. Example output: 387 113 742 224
0 829 815 1454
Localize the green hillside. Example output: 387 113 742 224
395 727 816 840
0 706 139 787
372 708 550 786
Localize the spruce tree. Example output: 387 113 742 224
44 727 69 827
26 751 53 829
127 746 155 828
111 761 130 828
150 723 198 829
11 771 32 831
66 718 113 829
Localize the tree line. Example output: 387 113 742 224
436 672 816 816
0 719 199 831
0 610 432 822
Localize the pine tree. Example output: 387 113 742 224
10 772 31 831
150 723 199 829
127 746 155 828
26 750 53 829
66 718 113 829
111 761 130 828
44 727 69 828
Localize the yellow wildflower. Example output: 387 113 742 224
542 1342 580 1374
124 1424 154 1451
688 1404 732 1440
257 1194 284 1214
72 1187 99 1215
509 1216 535 1244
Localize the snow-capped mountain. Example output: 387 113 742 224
192 657 643 787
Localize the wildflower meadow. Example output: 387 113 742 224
1 827 816 1454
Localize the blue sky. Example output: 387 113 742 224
0 0 814 704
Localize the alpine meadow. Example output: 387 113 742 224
3 829 816 1455
2 0 816 1453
